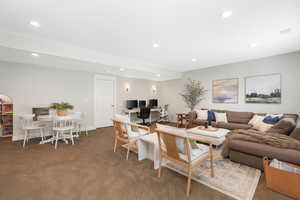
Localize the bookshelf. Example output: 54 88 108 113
0 95 13 138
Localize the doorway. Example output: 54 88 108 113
94 75 116 128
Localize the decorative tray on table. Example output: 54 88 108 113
198 126 219 132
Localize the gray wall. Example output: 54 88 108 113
0 61 158 141
158 51 300 121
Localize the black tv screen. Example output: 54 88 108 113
138 100 146 108
126 100 138 109
149 99 158 108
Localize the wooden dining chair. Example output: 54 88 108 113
112 119 150 160
156 128 214 197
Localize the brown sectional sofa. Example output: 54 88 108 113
189 109 300 170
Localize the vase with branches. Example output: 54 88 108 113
179 79 207 111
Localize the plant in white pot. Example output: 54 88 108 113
179 79 207 111
49 102 74 116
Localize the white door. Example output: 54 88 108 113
94 76 115 128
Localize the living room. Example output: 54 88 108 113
0 1 300 200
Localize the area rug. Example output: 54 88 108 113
163 151 261 200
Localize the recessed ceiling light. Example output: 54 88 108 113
120 68 125 71
221 10 232 19
192 58 197 62
280 28 291 34
31 53 40 57
156 74 161 77
250 43 258 48
30 20 40 27
153 43 160 48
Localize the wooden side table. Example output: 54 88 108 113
176 113 190 128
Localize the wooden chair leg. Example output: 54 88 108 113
113 138 118 152
126 144 130 160
158 156 162 178
186 167 192 197
23 130 28 148
209 145 214 177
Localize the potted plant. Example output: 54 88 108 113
49 102 74 116
179 79 207 111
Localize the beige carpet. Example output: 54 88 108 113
164 150 261 200
0 125 292 200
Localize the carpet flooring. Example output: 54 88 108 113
0 125 293 200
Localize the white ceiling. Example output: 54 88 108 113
0 0 299 80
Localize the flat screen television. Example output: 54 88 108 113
148 99 158 108
126 100 138 109
138 100 146 108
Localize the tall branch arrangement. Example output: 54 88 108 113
179 79 207 111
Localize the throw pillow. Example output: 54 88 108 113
248 115 265 125
253 121 273 132
195 109 208 120
267 118 296 135
263 114 283 125
207 111 216 121
215 112 228 123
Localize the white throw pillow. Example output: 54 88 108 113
248 115 265 125
195 109 208 120
215 112 228 123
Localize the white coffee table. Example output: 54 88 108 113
187 126 230 146
137 133 160 169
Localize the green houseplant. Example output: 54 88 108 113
179 79 207 111
49 102 74 116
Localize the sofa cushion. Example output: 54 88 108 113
227 111 254 124
216 122 252 130
211 109 227 113
290 118 300 141
267 118 296 135
228 140 300 166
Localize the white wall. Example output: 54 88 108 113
158 51 300 121
0 61 159 141
115 76 158 113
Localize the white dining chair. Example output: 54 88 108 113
20 114 45 148
52 116 75 149
71 111 88 137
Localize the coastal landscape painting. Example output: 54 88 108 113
245 74 281 104
212 78 238 103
